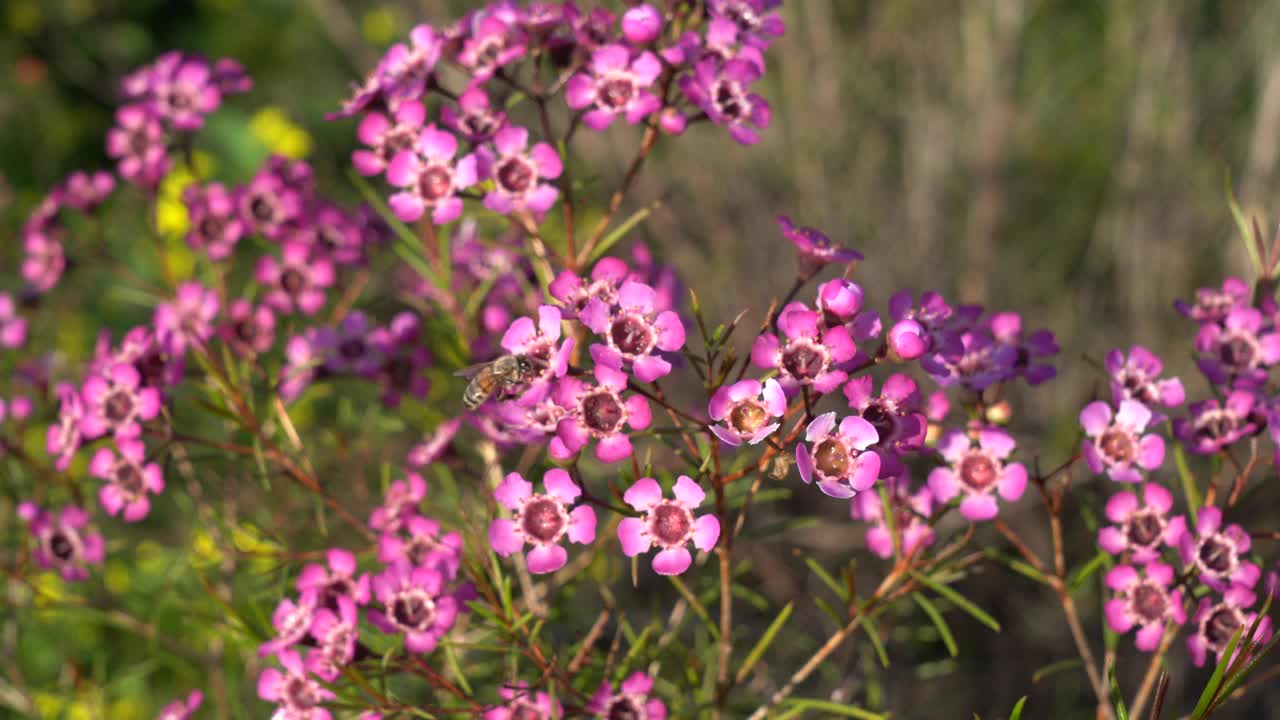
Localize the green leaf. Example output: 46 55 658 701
1108 663 1130 720
909 571 1001 632
1032 658 1083 684
912 592 958 657
1009 696 1027 720
586 200 660 265
1172 443 1201 526
783 698 887 719
736 602 793 684
861 614 890 668
1226 175 1263 275
807 558 850 602
1068 550 1110 593
668 575 720 641
981 548 1053 587
1190 625 1245 719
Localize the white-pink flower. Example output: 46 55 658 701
617 476 719 575
489 469 597 574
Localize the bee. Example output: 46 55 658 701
455 355 537 411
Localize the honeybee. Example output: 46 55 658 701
455 355 537 411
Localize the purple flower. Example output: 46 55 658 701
22 232 66 293
183 182 245 260
142 52 223 130
259 594 318 657
708 0 785 47
407 418 462 467
368 561 459 653
489 469 597 574
1187 585 1273 667
371 313 432 407
441 86 508 143
1098 484 1176 563
378 515 463 580
1175 276 1250 325
46 383 84 470
297 548 371 610
79 363 162 441
369 472 427 534
316 311 382 377
1103 562 1186 652
920 329 1017 391
587 672 667 719
238 167 305 240
0 293 28 348
927 428 1027 522
386 124 478 225
379 25 441 105
106 105 171 188
500 305 574 388
1080 400 1165 483
458 17 527 82
213 58 252 95
220 300 276 356
1167 506 1261 591
987 311 1058 385
154 281 219 353
307 595 359 682
1173 391 1262 454
478 127 563 215
618 476 719 576
550 365 651 463
280 329 324 401
89 439 165 522
305 202 369 266
709 378 786 446
155 690 202 720
843 373 927 478
571 6 618 51
257 649 335 720
483 683 562 720
851 478 935 559
795 412 881 498
352 100 426 176
566 45 663 130
1194 307 1280 388
622 4 663 45
548 257 629 319
886 289 959 361
1106 345 1185 409
582 280 686 382
60 170 116 213
257 242 335 316
751 303 856 394
679 57 771 145
17 503 104 581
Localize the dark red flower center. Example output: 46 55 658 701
712 79 746 120
582 391 623 433
1195 410 1239 442
1219 333 1257 369
1098 428 1136 464
1204 606 1243 649
1197 536 1235 574
606 696 642 720
610 314 655 356
600 77 636 109
281 268 306 295
461 112 501 139
49 532 75 561
198 215 227 238
339 337 367 360
382 126 418 158
1118 369 1157 404
781 339 828 380
116 463 144 495
1130 582 1167 623
813 439 849 477
283 676 321 709
959 452 998 492
1125 509 1164 548
385 355 414 388
391 591 436 631
520 496 567 543
104 389 135 423
730 401 767 434
649 501 693 546
249 194 278 223
509 701 542 720
497 157 535 193
418 165 453 201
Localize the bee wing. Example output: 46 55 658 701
452 361 492 379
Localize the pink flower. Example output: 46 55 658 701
387 124 478 225
257 649 335 720
582 280 686 382
587 672 667 719
371 313 432 407
678 57 770 145
296 548 371 609
775 215 861 276
484 683 562 719
441 86 508 143
368 561 459 653
1106 345 1185 409
478 127 562 215
843 373 926 479
59 170 116 213
1097 484 1176 563
379 515 464 580
46 383 83 470
1186 585 1274 667
548 257 629 319
307 596 359 682
1103 562 1186 652
1080 400 1165 483
369 472 427 533
751 303 857 394
622 4 663 44
457 17 526 82
352 100 427 176
106 104 171 188
550 365 651 463
219 300 276 356
259 594 318 657
79 363 162 441
378 25 441 105
155 690 202 720
1194 306 1280 388
183 182 245 260
1167 506 1261 591
618 476 719 575
89 439 165 522
851 479 934 559
795 412 880 499
489 469 597 574
257 242 335 316
0 293 29 349
316 311 382 377
565 44 663 130
154 281 220 353
1175 276 1249 325
927 428 1027 522
237 165 305 239
709 378 786 446
500 305 575 388
17 502 105 582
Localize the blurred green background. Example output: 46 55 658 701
3 0 1279 718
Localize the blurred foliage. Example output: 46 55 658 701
3 1 1280 718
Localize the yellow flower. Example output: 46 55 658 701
250 107 314 159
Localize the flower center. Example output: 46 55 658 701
1118 369 1157 404
199 215 226 238
462 112 501 139
281 268 307 295
1219 332 1258 370
1124 509 1164 548
382 126 418 158
385 356 414 388
649 501 694 547
600 76 636 109
582 391 624 434
861 403 897 444
780 339 829 381
233 318 258 344
959 452 998 492
520 496 568 544
1196 536 1236 574
1194 409 1239 442
1130 582 1167 624
390 590 437 631
606 695 645 720
104 389 136 423
1098 428 1136 464
339 337 367 360
813 439 849 477
418 164 453 201
1204 606 1244 649
116 463 145 495
712 79 747 120
610 314 655 356
49 532 75 561
497 157 535 193
283 675 321 709
729 401 767 434
249 194 277 223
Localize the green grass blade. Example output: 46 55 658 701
736 601 794 684
913 592 958 657
1190 625 1244 719
909 570 1001 632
